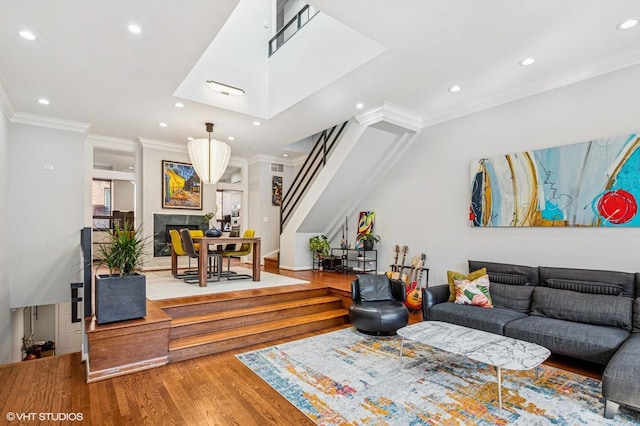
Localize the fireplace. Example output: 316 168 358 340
153 214 205 257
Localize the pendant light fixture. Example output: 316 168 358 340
188 122 231 185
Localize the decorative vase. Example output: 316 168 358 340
95 273 146 324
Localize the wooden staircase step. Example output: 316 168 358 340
169 296 343 339
263 255 279 272
163 287 331 318
168 309 349 363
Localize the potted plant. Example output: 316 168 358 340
21 333 37 361
357 233 381 251
309 234 330 259
95 221 148 324
202 211 222 237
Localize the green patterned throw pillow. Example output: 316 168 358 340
454 274 493 308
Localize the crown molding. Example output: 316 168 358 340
247 154 296 167
87 133 140 152
355 101 423 132
9 112 91 134
138 137 186 153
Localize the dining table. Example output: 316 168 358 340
171 236 261 287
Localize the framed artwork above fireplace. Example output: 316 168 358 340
162 160 202 210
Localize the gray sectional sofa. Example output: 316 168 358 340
421 260 640 419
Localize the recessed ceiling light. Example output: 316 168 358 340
159 122 167 128
228 136 235 141
19 30 36 41
282 154 289 157
253 121 261 126
617 18 639 30
187 137 194 141
519 57 537 66
174 102 184 108
38 98 50 105
448 85 461 93
128 24 142 34
356 103 364 109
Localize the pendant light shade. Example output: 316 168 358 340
188 122 231 185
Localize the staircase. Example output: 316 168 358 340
279 102 423 270
162 286 350 363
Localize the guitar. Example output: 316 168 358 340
404 255 421 295
389 245 409 283
406 254 426 311
387 245 400 276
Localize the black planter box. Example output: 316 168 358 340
95 273 146 324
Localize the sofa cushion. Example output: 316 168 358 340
530 286 633 331
489 283 535 314
446 268 486 302
429 303 526 335
488 272 529 286
469 260 539 286
602 333 640 407
505 316 630 365
454 274 493 308
544 278 623 296
539 266 635 298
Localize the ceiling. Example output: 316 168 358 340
1 1 639 161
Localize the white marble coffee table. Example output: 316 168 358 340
397 321 550 410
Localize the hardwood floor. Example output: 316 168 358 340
0 267 604 425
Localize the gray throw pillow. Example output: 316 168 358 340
490 283 534 314
531 286 633 331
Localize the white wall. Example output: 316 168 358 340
248 158 295 260
9 123 85 308
0 106 10 363
358 63 640 286
113 179 135 211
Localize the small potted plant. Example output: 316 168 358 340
309 234 330 259
95 221 148 324
21 333 37 361
357 233 381 251
202 212 222 237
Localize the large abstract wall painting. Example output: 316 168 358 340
470 133 640 227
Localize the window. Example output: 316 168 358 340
92 179 112 228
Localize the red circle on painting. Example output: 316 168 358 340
597 189 637 224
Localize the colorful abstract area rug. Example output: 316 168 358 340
236 328 639 425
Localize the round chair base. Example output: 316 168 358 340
349 300 409 336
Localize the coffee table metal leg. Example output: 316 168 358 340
497 366 502 410
399 337 405 369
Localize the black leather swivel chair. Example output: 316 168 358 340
349 274 409 335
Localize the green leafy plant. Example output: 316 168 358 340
97 221 147 277
21 332 36 355
202 212 215 227
358 233 381 244
309 234 331 258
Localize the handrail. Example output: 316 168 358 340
280 121 348 232
269 4 320 57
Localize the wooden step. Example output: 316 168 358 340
162 287 331 319
263 255 279 272
168 309 349 363
169 296 343 339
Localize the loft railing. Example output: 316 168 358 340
280 121 348 232
269 4 319 57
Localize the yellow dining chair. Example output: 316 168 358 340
169 229 197 278
220 229 255 280
180 228 222 283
